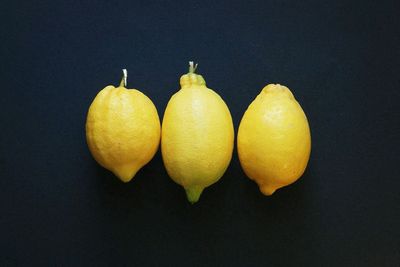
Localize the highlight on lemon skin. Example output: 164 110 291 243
86 69 161 183
237 83 311 196
161 61 234 203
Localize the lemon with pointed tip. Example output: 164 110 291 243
86 70 160 182
237 84 311 195
161 62 234 203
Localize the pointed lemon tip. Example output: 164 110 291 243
185 186 204 204
113 165 139 183
259 185 278 196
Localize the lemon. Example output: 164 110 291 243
237 84 311 195
161 62 234 203
86 69 161 182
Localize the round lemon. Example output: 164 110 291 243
86 70 160 182
237 84 311 195
161 62 234 203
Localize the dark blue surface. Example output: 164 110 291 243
1 0 399 265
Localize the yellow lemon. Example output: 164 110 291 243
161 62 234 203
86 69 160 182
237 84 311 195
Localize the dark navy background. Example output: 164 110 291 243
1 0 399 265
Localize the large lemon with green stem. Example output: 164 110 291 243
86 70 160 182
238 84 311 195
161 62 234 203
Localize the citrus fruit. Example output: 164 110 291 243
86 69 160 182
237 84 311 195
161 62 234 203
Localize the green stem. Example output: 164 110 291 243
119 69 127 87
188 61 198 73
